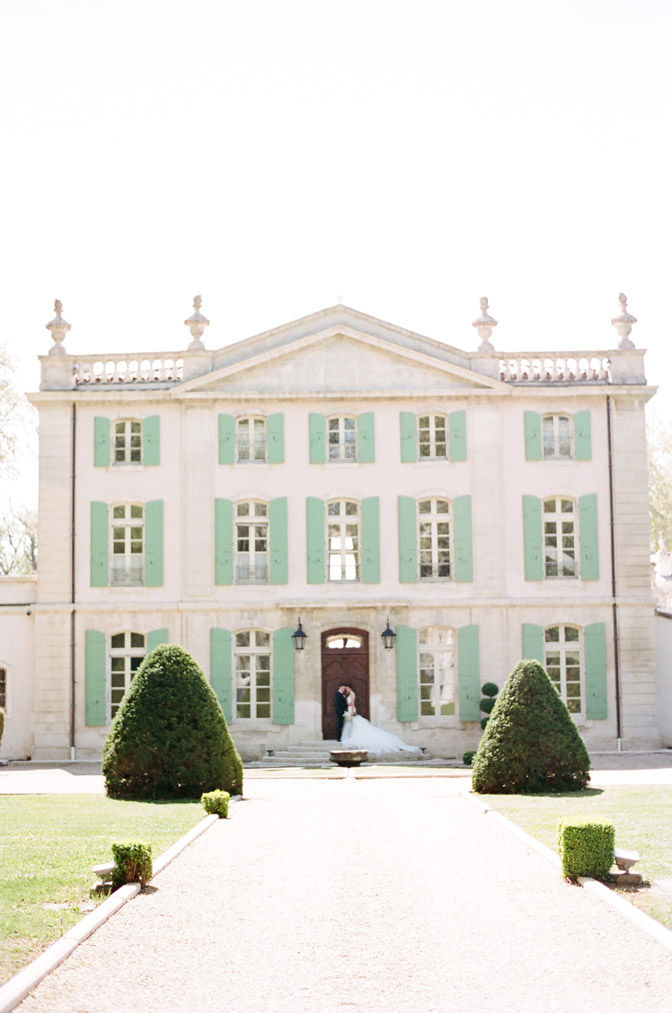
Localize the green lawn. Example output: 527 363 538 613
480 785 672 930
0 795 203 983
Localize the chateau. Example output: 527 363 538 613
0 295 660 760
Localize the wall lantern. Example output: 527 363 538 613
381 618 396 651
291 618 308 652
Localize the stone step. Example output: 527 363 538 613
256 749 430 766
254 740 434 767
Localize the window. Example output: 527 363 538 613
418 627 456 717
545 625 582 713
418 498 451 579
543 497 577 578
113 420 142 464
328 416 357 462
235 630 271 719
111 504 144 585
418 415 448 459
109 632 145 718
326 635 363 649
0 666 6 710
237 417 266 462
235 501 268 582
542 415 572 459
327 500 359 580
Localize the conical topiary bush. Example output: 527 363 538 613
103 644 243 800
471 659 590 794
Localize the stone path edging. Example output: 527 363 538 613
464 790 672 955
577 876 672 954
0 813 220 1013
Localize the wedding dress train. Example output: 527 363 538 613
340 711 422 756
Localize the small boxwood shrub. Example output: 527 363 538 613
202 789 230 818
472 660 590 794
479 683 499 729
462 750 476 766
111 841 153 888
558 821 615 881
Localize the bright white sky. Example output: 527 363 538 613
2 0 671 506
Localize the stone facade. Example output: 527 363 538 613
0 296 661 761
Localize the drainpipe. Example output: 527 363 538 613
70 402 77 761
606 395 623 750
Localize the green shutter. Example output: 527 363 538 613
273 627 295 725
585 622 607 719
399 412 417 463
396 625 418 722
361 497 380 583
147 628 168 653
579 493 599 580
210 628 232 722
306 497 325 584
143 415 160 466
358 412 375 463
309 413 326 464
574 411 592 461
93 417 110 468
214 499 234 585
85 630 107 727
522 623 544 663
145 500 164 586
523 495 544 581
267 413 285 464
453 495 473 582
398 496 417 583
218 414 235 465
449 410 467 462
457 625 480 721
269 497 288 585
524 411 542 461
90 502 109 587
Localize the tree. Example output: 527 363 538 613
103 644 243 800
0 506 37 574
649 416 672 550
0 346 28 478
471 659 590 794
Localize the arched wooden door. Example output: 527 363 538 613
321 628 369 739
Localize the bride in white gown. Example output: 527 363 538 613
340 687 422 756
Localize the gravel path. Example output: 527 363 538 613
16 775 672 1013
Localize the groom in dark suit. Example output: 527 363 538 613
335 685 348 742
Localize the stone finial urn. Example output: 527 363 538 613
472 297 498 352
184 295 210 350
46 299 71 355
611 292 637 349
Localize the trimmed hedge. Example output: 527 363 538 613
111 841 153 888
103 644 243 800
558 821 615 881
202 789 231 818
471 659 590 794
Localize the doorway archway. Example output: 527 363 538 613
321 628 369 739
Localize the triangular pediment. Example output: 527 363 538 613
175 306 507 397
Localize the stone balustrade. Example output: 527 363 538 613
37 343 646 391
71 354 184 386
499 353 612 383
